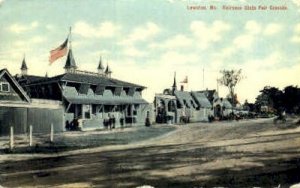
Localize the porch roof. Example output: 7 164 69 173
64 96 148 105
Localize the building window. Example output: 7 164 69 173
0 82 10 92
82 105 91 119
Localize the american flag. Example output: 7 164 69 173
49 38 68 64
181 76 188 83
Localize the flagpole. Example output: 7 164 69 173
69 26 72 49
202 68 204 90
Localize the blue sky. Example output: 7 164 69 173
0 0 299 103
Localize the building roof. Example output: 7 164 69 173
174 90 198 108
191 92 212 108
196 89 217 103
0 69 30 102
18 75 45 83
64 96 148 105
222 98 233 108
21 57 28 70
64 49 77 69
23 71 146 89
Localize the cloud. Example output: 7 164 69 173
291 23 300 43
73 21 121 38
233 34 255 49
158 51 199 67
190 20 231 49
263 23 282 36
120 22 161 46
245 20 261 35
8 21 39 34
232 21 282 50
122 46 146 57
292 0 300 11
13 36 46 47
149 34 192 49
45 24 55 30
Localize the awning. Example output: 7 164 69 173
64 96 148 105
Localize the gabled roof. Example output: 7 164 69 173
222 98 233 108
191 92 212 108
196 89 217 103
174 90 197 108
64 49 77 69
23 72 146 89
21 58 28 70
0 69 30 102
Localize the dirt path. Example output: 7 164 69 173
1 118 300 187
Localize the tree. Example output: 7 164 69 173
255 86 283 113
283 85 300 113
218 69 243 107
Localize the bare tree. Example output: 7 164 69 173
218 69 243 107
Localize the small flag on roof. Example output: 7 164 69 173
181 76 188 83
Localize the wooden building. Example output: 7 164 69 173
0 68 64 136
154 74 213 123
15 50 150 131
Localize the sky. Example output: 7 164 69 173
0 0 299 103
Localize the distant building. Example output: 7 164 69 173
154 74 213 123
154 75 237 123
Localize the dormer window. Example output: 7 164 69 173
0 82 10 92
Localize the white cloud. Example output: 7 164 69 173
233 34 255 49
290 23 300 43
8 21 39 34
122 46 146 57
243 52 283 71
73 21 121 38
245 20 261 35
263 23 282 36
292 0 300 10
149 34 192 49
120 22 161 46
190 20 231 49
46 24 55 30
159 51 199 67
31 36 46 44
13 36 46 47
232 21 281 49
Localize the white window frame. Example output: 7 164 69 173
0 82 10 92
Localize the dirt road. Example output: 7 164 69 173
1 118 300 187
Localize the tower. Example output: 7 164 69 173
172 72 177 94
105 64 112 78
64 49 77 73
20 56 28 76
97 56 104 75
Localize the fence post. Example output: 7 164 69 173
29 125 33 147
50 123 54 143
9 126 14 150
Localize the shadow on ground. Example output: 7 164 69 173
1 134 300 187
